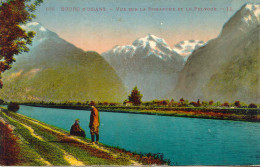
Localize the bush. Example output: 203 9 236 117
89 101 96 106
221 102 229 107
248 103 257 108
0 121 20 165
7 103 20 112
234 101 241 108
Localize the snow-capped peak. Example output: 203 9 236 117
103 34 183 62
21 22 47 32
133 34 170 49
173 40 206 61
220 3 259 37
242 3 260 23
245 3 260 20
20 22 61 48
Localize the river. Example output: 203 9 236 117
16 105 260 165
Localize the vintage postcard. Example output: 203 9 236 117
0 0 259 166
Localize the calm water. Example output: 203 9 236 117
17 105 260 165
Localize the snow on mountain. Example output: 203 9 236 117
106 34 182 62
102 34 184 100
243 3 260 23
20 22 61 47
2 22 127 103
172 3 260 104
220 3 259 36
173 40 206 61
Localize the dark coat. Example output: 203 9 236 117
70 123 86 137
89 107 100 128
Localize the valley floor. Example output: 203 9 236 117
0 109 166 166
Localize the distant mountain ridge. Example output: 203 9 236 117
173 40 206 61
102 34 184 100
173 3 260 104
0 22 127 103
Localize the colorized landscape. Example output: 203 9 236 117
0 0 260 166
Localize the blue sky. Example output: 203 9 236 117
33 0 259 53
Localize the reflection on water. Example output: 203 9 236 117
17 105 260 165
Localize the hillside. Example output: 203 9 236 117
0 22 127 103
173 3 260 104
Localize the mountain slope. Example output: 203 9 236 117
102 34 184 100
173 40 206 61
173 3 260 104
0 22 127 103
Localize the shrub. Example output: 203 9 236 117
248 103 257 108
0 121 20 165
7 103 20 112
209 100 214 105
221 102 229 107
190 102 197 107
89 101 96 106
202 101 209 106
234 101 241 108
0 99 4 105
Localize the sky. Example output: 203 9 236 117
33 0 259 53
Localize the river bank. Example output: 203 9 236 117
0 108 168 166
23 104 260 122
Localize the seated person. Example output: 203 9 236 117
70 119 86 137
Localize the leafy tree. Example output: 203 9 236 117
234 101 241 108
209 100 214 106
0 121 20 165
0 0 43 88
202 101 208 106
128 86 143 106
222 102 229 107
197 99 201 106
179 98 184 104
248 103 257 108
89 101 96 106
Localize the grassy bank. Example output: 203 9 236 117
24 104 260 122
0 109 168 166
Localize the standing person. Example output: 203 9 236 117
89 105 100 144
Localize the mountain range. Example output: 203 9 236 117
1 3 258 104
0 22 127 103
173 3 260 104
102 34 184 100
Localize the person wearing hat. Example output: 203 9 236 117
89 105 100 144
70 119 86 137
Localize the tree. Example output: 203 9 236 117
0 0 43 88
222 102 229 107
89 101 96 106
197 99 201 107
0 121 20 165
248 103 257 108
234 101 241 108
128 86 143 106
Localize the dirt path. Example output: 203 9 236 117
14 115 86 166
16 113 141 165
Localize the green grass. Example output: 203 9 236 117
1 110 158 165
8 112 131 165
0 112 69 165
